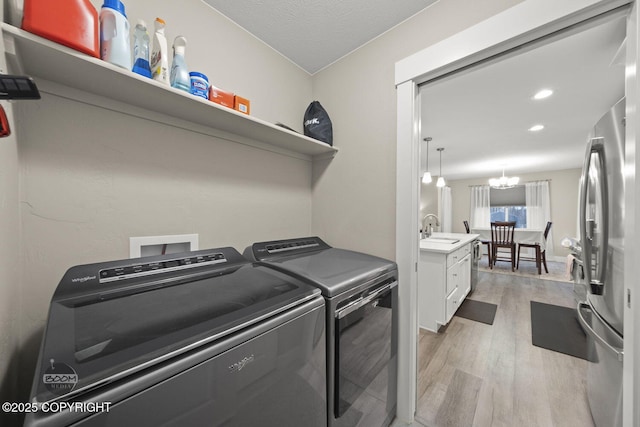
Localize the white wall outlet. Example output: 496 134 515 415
129 234 199 258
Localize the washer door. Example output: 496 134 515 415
334 281 397 422
26 298 327 427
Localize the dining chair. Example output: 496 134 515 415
491 221 516 271
465 220 492 265
517 221 552 274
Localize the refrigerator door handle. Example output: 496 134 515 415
579 137 609 295
577 302 623 362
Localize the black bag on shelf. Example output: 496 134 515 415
303 101 333 146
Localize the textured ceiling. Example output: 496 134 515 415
202 0 437 74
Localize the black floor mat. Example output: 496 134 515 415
530 301 591 360
455 299 497 325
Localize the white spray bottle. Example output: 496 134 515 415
150 17 168 84
170 36 190 92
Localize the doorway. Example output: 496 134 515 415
394 0 638 424
414 12 625 426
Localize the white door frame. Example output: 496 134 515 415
623 3 639 425
394 0 638 424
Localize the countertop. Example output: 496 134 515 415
419 232 479 254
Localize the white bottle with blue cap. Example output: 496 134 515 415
100 0 131 70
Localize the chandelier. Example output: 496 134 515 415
489 168 519 189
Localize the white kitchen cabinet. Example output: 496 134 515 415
418 234 476 332
445 253 471 316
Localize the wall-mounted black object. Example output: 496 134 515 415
0 75 40 137
0 75 40 100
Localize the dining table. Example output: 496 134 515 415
471 227 546 249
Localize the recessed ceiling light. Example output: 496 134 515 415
533 89 553 100
529 124 545 132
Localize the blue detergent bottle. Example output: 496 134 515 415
132 19 151 78
170 36 190 92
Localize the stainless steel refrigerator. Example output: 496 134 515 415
574 97 625 427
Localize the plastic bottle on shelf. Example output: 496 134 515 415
170 36 190 93
132 19 151 78
150 18 169 84
99 0 131 70
22 0 99 58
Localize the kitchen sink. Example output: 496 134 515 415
423 237 460 244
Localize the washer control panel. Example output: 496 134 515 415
99 252 227 283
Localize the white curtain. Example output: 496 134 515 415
439 186 453 232
525 181 553 256
469 185 491 228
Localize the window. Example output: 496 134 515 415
490 186 527 228
490 206 527 228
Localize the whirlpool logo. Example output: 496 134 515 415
228 355 255 373
71 275 96 283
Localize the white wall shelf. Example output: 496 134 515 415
1 23 337 160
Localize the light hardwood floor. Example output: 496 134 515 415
414 270 594 427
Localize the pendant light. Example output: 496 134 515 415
436 147 446 187
422 137 433 184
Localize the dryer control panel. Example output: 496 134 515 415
249 236 331 260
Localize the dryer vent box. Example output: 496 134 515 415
130 234 199 258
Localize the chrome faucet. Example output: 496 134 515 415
422 214 440 238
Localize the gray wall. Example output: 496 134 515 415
84 0 314 127
0 2 21 419
0 0 524 414
1 0 314 410
311 0 523 260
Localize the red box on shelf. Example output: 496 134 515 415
209 86 234 108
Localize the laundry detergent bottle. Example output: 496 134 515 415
132 19 151 78
99 0 131 70
22 0 99 57
170 36 190 92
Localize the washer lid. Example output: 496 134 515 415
31 248 319 404
249 238 396 297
